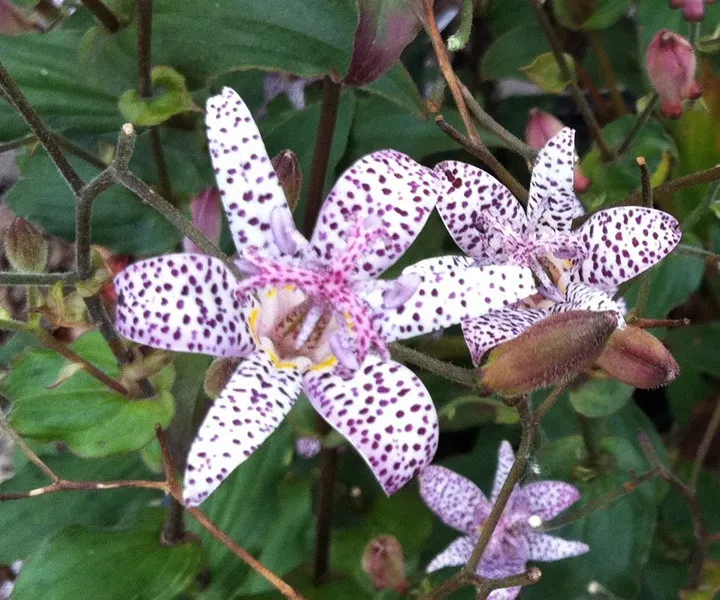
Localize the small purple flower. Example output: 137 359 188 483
114 87 536 505
419 442 589 600
256 73 319 119
435 127 680 364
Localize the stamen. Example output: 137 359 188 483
381 273 421 309
294 303 325 349
270 206 309 256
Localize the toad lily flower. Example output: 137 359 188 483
435 127 680 364
114 87 536 505
419 442 589 599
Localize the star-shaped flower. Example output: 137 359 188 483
114 87 536 505
434 127 680 364
419 442 589 600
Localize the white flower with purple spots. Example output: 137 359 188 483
435 127 680 364
419 442 589 600
114 87 537 505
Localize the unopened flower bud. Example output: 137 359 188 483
362 535 408 593
669 0 714 22
480 311 618 397
271 150 302 212
203 357 241 398
596 326 679 389
183 187 221 254
646 30 702 119
5 217 47 273
526 109 590 193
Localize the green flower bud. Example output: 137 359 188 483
5 217 47 273
271 150 302 212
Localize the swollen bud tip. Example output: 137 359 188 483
5 217 48 273
271 150 302 212
362 535 408 593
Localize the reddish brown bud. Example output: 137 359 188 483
596 326 679 389
362 535 408 593
5 217 47 273
271 150 302 212
204 357 241 398
480 311 618 397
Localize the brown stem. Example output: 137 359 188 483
314 436 338 585
625 165 720 206
79 0 121 32
475 568 542 599
616 95 660 158
690 395 720 492
631 317 691 329
587 31 626 117
633 158 653 319
390 342 477 388
0 407 59 483
0 478 168 500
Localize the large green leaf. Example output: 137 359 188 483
0 452 160 562
4 332 175 457
569 378 634 418
481 24 550 81
666 324 720 377
13 509 204 600
553 0 630 30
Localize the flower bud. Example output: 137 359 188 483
203 357 241 398
525 109 590 193
480 310 618 397
669 0 713 22
5 217 47 273
295 436 321 458
183 187 221 254
646 30 702 119
362 535 408 593
271 150 302 212
596 326 679 389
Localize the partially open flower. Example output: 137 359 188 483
669 0 715 22
646 30 702 119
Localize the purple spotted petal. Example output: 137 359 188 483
526 531 589 561
555 282 624 316
183 352 302 506
462 308 549 366
487 588 522 600
426 536 474 572
114 254 255 358
435 161 527 264
527 128 584 234
377 258 537 343
303 356 438 495
517 481 581 521
206 87 293 253
571 206 681 291
310 150 438 276
492 441 516 501
418 466 490 535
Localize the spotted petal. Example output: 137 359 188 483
492 441 516 501
527 128 584 234
571 206 681 291
377 259 537 343
418 466 490 535
555 282 624 316
426 536 474 572
183 352 302 506
462 308 549 366
303 356 438 495
526 532 589 561
115 254 255 358
517 481 581 521
435 161 527 264
310 150 438 276
487 588 522 600
207 87 293 253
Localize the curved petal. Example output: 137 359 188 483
526 532 589 561
517 481 581 521
377 261 537 343
554 282 624 316
492 441 516 501
114 254 255 358
487 588 522 600
527 128 584 234
418 466 490 536
426 536 475 573
303 356 438 495
571 206 681 291
207 87 292 253
435 161 527 263
310 150 438 276
183 352 302 506
462 308 549 366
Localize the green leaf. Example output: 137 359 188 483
569 378 634 418
4 332 175 457
13 509 204 600
482 24 549 81
553 0 630 30
439 394 520 430
119 66 194 126
666 324 720 377
520 52 575 93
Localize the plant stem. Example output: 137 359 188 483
79 0 121 32
616 94 660 157
447 0 473 51
625 165 720 206
475 568 542 600
676 244 720 263
528 0 615 161
0 407 60 483
587 31 626 117
314 436 338 585
633 158 653 319
0 272 77 286
690 21 701 50
0 134 35 154
302 78 342 238
682 180 720 232
690 395 720 492
577 414 603 467
436 116 529 205
390 342 477 388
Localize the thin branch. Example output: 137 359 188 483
0 478 168 500
587 31 626 117
436 116 529 205
625 164 720 206
616 95 660 157
0 408 59 483
0 134 35 154
475 568 542 599
682 180 720 232
391 342 477 388
314 439 338 584
0 272 78 286
79 0 121 32
690 396 720 492
527 0 616 162
676 244 720 263
631 317 691 329
633 157 653 319
53 133 109 170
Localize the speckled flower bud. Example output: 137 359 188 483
596 326 679 389
271 150 302 212
362 535 408 593
669 0 714 22
480 311 618 397
203 357 241 398
5 217 47 273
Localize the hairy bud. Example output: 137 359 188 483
669 0 714 22
596 326 679 389
646 30 702 119
271 150 302 212
362 535 408 593
480 311 618 397
5 217 47 273
204 357 241 398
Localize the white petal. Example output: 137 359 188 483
492 441 516 501
426 536 475 572
526 532 589 561
517 481 581 521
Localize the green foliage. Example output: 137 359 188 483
119 66 194 126
569 378 634 418
552 0 630 31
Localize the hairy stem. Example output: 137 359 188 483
616 95 660 157
79 0 121 32
587 31 626 117
391 342 477 388
0 272 77 286
625 165 720 206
